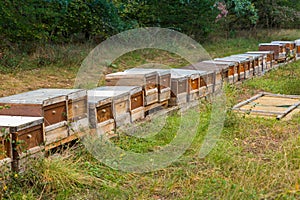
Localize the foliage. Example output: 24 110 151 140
0 0 128 43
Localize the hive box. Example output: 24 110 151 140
201 61 230 83
0 116 44 172
169 70 189 106
40 89 88 137
214 57 247 81
233 54 255 78
125 68 171 103
247 51 275 71
259 43 286 62
243 53 265 76
171 69 202 102
181 63 220 93
272 41 296 60
88 86 144 127
0 89 88 149
88 96 115 136
105 71 159 106
210 60 239 83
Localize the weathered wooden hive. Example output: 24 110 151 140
272 41 296 60
201 60 231 84
40 89 88 138
171 69 205 102
124 68 171 103
105 71 159 106
209 60 239 84
295 39 300 57
0 89 88 150
88 86 144 128
214 57 247 81
243 53 265 75
259 43 286 62
247 51 275 71
168 70 188 106
88 95 115 136
182 62 223 92
0 116 44 172
233 54 256 78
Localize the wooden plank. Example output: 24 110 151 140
276 101 300 120
232 93 264 110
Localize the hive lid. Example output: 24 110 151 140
0 89 66 106
125 68 171 76
272 41 295 44
35 88 86 100
88 86 142 97
294 39 300 45
247 51 275 54
0 116 43 132
202 60 236 67
182 62 224 73
87 94 111 104
106 71 158 78
215 57 245 63
170 68 203 79
259 43 283 46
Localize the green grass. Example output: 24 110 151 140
1 29 300 199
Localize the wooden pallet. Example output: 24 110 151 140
233 92 300 120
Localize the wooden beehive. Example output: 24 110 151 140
233 54 255 78
295 39 300 57
125 68 171 103
105 71 159 106
201 61 230 84
247 51 275 71
0 89 68 148
211 60 239 84
0 116 44 172
171 69 202 102
39 89 88 138
182 62 222 92
88 86 144 127
214 57 246 81
244 53 265 76
272 41 296 60
259 43 286 62
169 71 189 106
88 96 115 136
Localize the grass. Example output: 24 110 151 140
0 29 300 199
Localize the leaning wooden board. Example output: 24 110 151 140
233 93 300 120
0 116 44 172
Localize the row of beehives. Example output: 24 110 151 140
0 39 300 173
